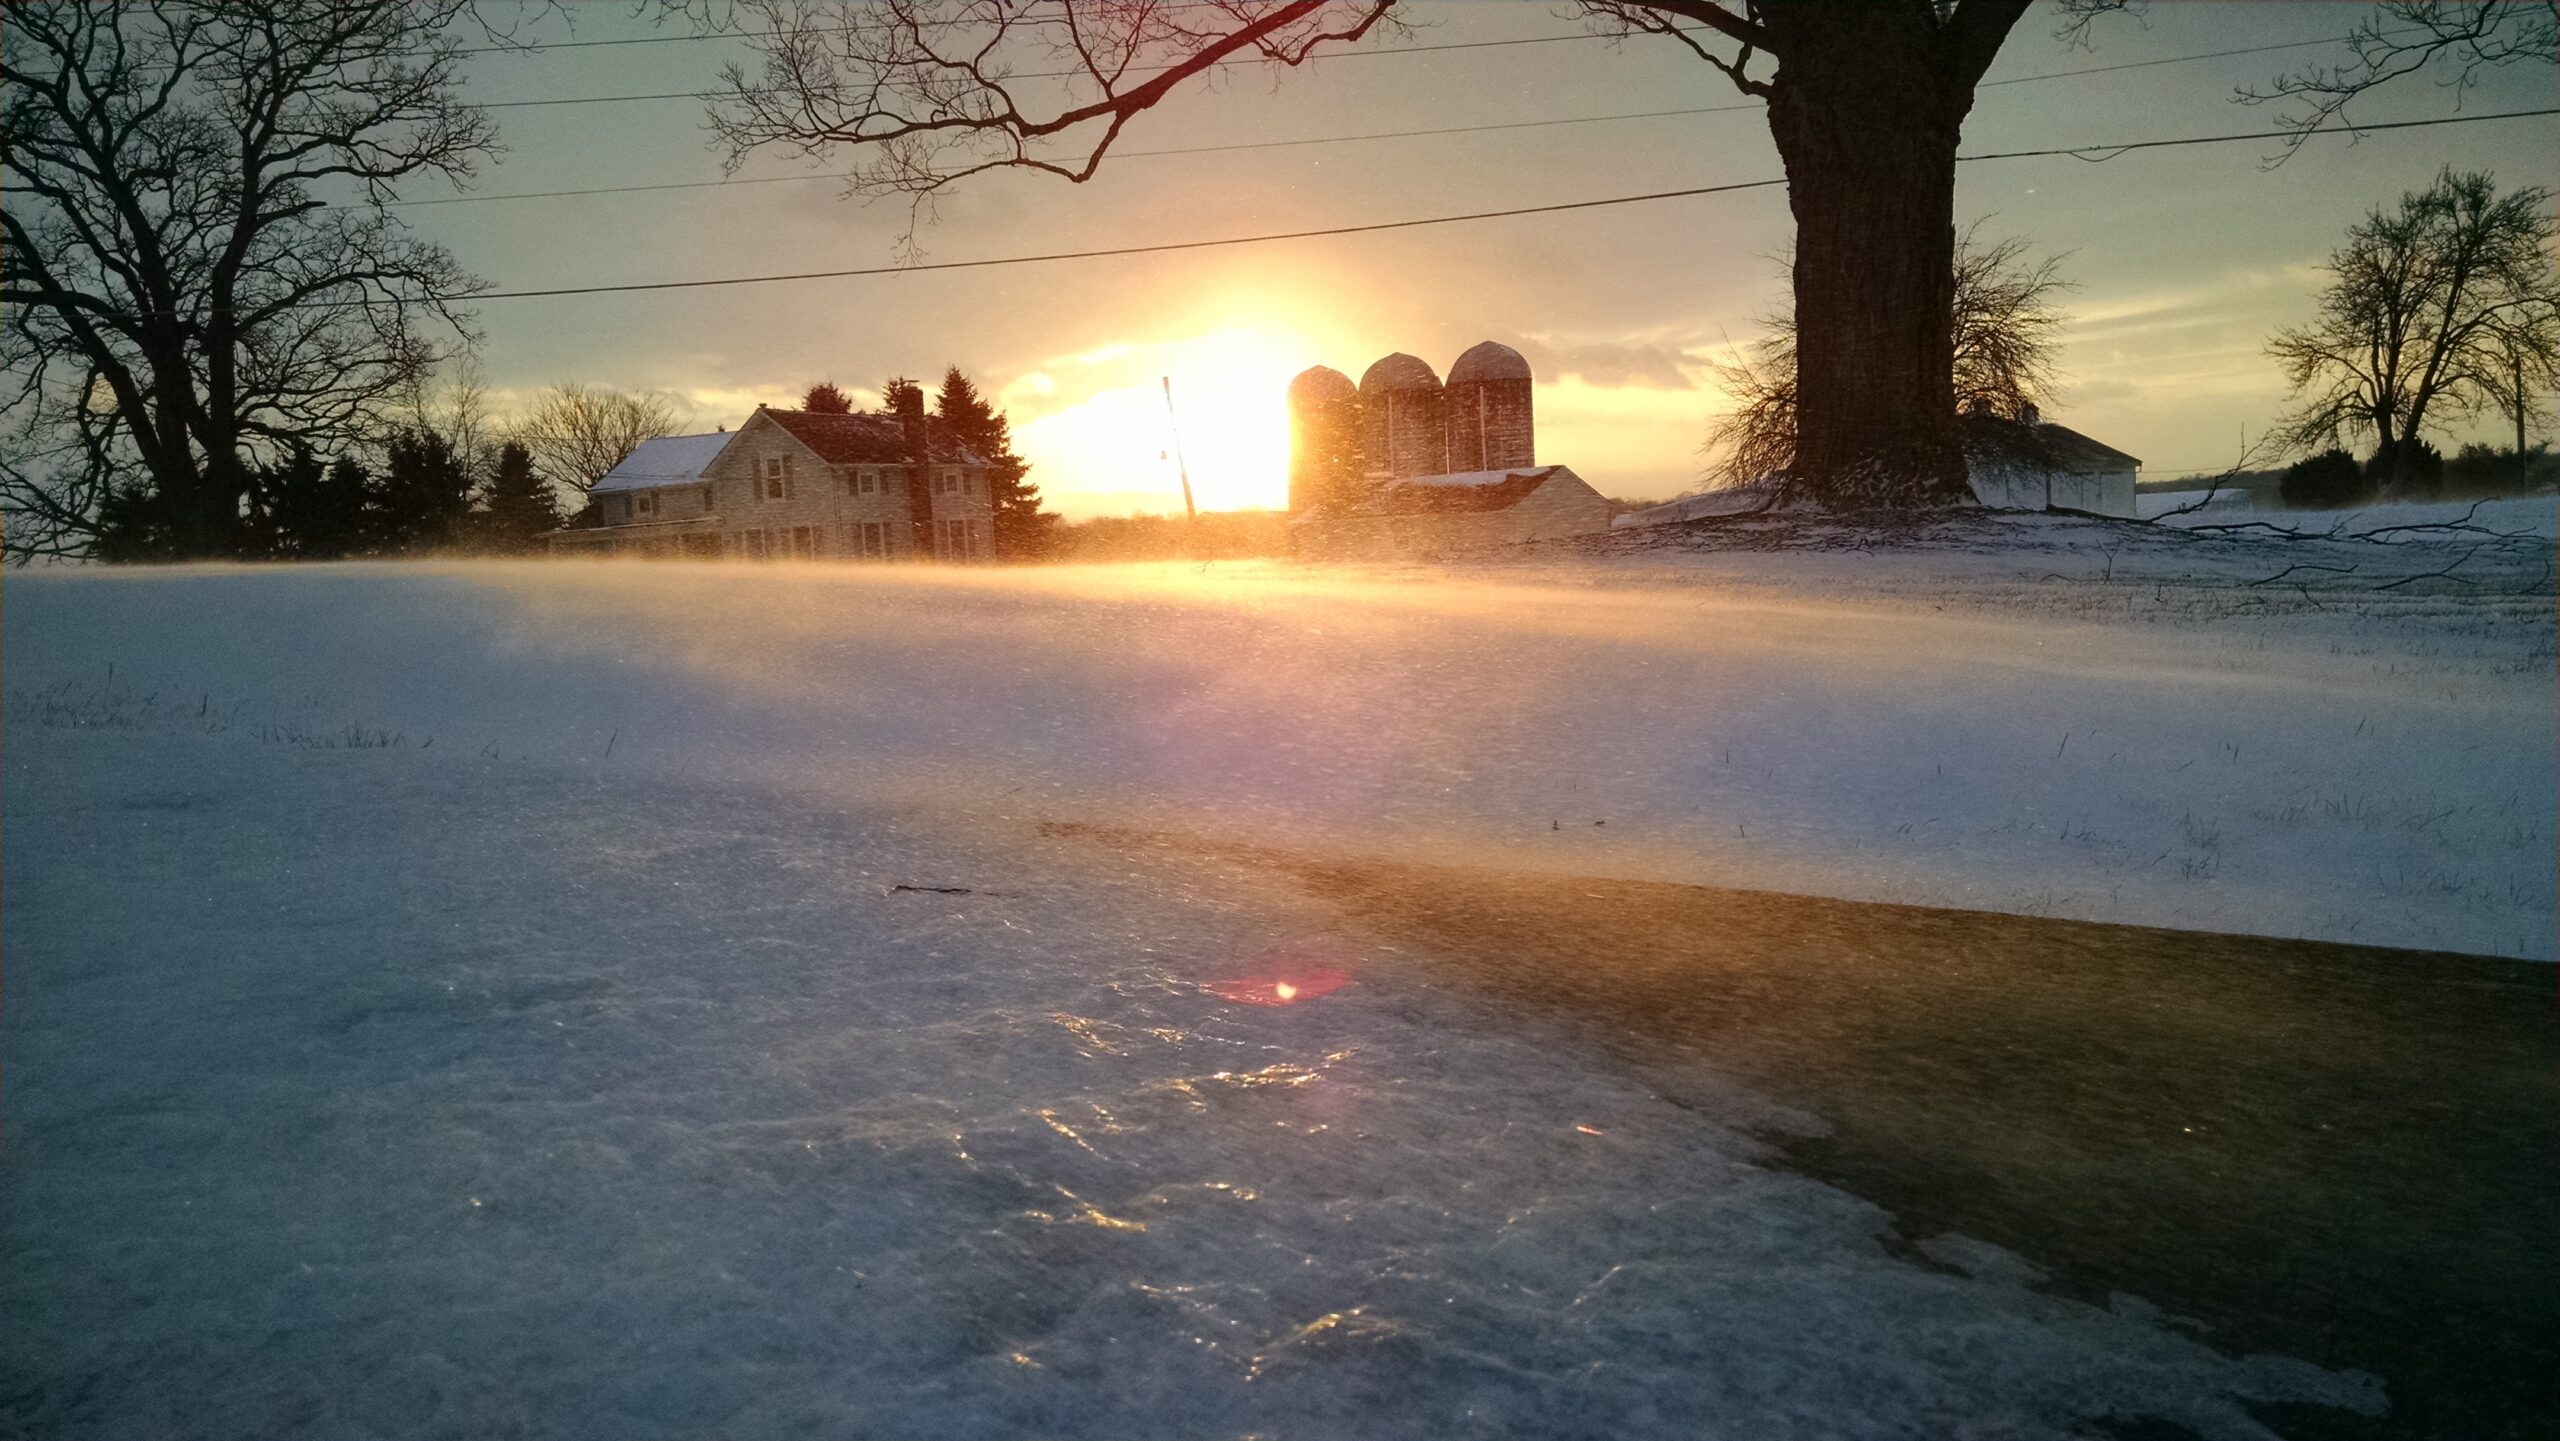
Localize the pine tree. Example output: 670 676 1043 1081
802 381 855 414
476 442 562 551
241 451 367 559
934 366 1056 561
368 429 475 554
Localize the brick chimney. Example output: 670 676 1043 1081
890 379 937 557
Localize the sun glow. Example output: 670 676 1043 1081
1009 326 1304 516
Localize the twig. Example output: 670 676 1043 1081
2348 500 2484 539
2247 561 2360 586
2370 546 2482 590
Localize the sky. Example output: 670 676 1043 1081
404 1 2560 517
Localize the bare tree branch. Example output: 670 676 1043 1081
2240 1 2559 164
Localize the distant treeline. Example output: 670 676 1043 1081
1044 510 1296 563
2147 443 2558 510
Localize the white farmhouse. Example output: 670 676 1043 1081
1293 464 1613 560
1962 408 2142 519
551 393 995 560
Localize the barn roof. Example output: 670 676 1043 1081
759 406 985 465
1961 413 2140 473
1348 465 1571 515
593 432 732 493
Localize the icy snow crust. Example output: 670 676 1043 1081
3 512 2545 1434
6 730 2376 1439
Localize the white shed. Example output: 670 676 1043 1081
1962 411 2141 518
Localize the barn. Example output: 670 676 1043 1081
1294 464 1612 560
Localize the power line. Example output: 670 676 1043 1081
1957 107 2553 163
374 102 1766 208
378 32 2425 211
470 28 1702 108
333 107 2552 306
468 27 2399 112
436 177 1796 301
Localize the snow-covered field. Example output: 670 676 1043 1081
3 507 2549 1438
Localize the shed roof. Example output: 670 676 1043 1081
1961 414 2141 473
593 432 733 493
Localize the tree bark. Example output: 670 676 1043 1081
1761 5 2014 510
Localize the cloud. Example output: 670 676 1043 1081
1545 342 1705 390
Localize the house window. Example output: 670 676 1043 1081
858 522 890 558
938 518 971 559
635 492 655 517
701 487 714 513
936 468 964 495
761 455 794 500
854 468 878 495
741 529 770 560
790 525 819 558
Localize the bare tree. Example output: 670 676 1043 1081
2267 168 2557 486
2478 292 2560 457
1703 226 2073 490
512 384 688 501
398 355 502 477
1 1 496 562
2242 2 2560 163
704 0 2133 514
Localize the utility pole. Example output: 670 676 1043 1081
1161 375 1197 521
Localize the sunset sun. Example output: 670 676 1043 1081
1010 325 1307 515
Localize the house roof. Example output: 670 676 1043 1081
1346 465 1570 515
759 406 985 465
1961 413 2141 473
593 432 733 493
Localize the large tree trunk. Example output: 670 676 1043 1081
1761 7 2010 511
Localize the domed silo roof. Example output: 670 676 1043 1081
1360 352 1442 393
1448 341 1531 384
1287 365 1357 404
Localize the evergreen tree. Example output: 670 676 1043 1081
239 449 368 559
92 481 182 562
802 381 855 414
476 441 562 551
368 429 475 554
934 366 1056 560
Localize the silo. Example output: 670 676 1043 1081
1285 365 1363 512
1358 352 1446 480
1445 341 1534 473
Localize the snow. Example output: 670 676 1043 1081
591 431 733 493
4 516 2545 1435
